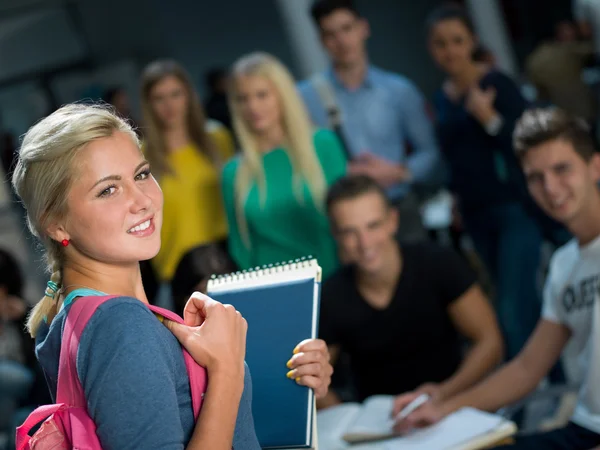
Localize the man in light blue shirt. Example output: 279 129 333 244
298 0 442 241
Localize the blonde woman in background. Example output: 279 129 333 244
222 52 347 278
141 60 235 282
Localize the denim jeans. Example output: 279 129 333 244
463 202 543 360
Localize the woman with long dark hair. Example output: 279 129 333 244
426 4 543 361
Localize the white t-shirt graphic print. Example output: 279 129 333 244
543 234 600 433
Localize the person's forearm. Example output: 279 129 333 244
186 370 244 450
317 390 342 410
405 149 442 187
473 107 498 128
438 337 503 401
440 357 542 416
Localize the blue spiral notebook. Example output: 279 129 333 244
207 258 322 449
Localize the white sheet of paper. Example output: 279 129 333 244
318 397 396 448
318 398 512 450
318 403 361 449
348 396 396 434
381 407 506 450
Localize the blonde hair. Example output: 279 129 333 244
11 104 139 337
140 59 221 179
229 52 327 246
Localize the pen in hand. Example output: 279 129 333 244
393 393 431 423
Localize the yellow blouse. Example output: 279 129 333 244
152 122 235 281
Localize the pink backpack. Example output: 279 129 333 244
15 295 207 450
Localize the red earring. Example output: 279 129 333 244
61 239 70 247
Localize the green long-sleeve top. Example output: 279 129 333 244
222 129 347 278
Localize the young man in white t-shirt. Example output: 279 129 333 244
394 107 600 449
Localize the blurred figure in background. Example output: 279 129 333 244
140 60 235 283
0 112 18 203
0 248 49 450
472 44 497 67
556 19 581 42
426 4 545 361
299 0 442 243
170 242 237 317
223 52 346 278
0 128 16 183
394 108 600 450
526 20 597 126
204 67 233 134
0 249 31 434
103 87 135 123
319 175 503 409
573 0 600 56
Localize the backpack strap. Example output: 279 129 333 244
311 73 340 127
311 73 353 161
148 304 207 418
56 295 119 407
15 403 68 449
56 296 206 419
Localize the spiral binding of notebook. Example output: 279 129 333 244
207 256 322 292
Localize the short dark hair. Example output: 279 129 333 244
326 174 390 216
102 87 125 105
0 248 23 297
171 243 237 316
425 3 475 36
514 107 596 161
204 68 227 92
310 0 361 28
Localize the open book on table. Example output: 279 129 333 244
317 395 517 450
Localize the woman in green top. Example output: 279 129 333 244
222 52 347 277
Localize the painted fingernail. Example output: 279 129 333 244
293 346 300 354
286 370 294 379
286 359 293 369
295 377 301 383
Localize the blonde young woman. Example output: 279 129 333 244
141 60 235 282
223 53 347 277
12 104 332 449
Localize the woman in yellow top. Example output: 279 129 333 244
140 60 235 281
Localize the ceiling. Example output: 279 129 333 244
0 0 86 84
0 0 74 15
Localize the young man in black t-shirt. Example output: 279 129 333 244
318 175 504 410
